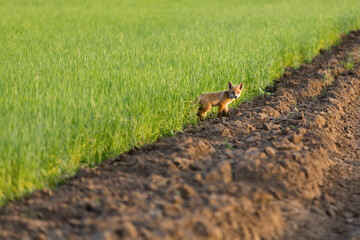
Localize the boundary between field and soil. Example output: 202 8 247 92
0 30 360 240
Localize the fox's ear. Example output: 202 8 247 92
238 83 244 89
228 82 233 89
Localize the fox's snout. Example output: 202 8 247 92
229 93 239 99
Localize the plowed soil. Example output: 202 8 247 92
1 31 360 240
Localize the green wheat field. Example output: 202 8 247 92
1 0 360 204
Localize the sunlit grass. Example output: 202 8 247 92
1 0 360 204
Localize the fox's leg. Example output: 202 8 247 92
224 106 230 116
198 103 211 121
218 104 225 117
218 104 229 117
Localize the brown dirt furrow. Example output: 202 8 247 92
1 30 360 240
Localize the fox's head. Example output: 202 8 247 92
228 82 244 99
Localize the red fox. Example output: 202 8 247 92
197 82 244 120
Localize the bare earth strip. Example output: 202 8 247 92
1 31 360 240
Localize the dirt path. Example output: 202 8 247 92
1 31 360 240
